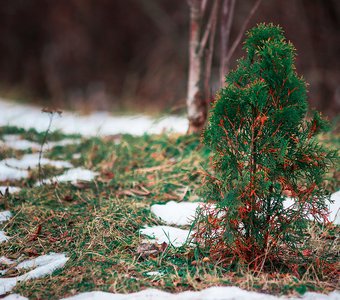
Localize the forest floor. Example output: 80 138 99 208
0 124 339 300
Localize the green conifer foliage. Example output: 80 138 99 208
197 23 337 267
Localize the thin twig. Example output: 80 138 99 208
204 0 220 95
224 0 262 65
201 0 208 12
38 109 61 184
220 0 236 84
199 0 219 57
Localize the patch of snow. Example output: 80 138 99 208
45 138 81 149
284 191 340 225
15 253 66 270
38 167 99 185
151 201 201 226
1 133 80 152
72 153 81 159
301 291 340 300
2 135 20 142
145 271 163 276
3 153 73 170
0 211 12 224
329 190 340 225
2 294 28 300
0 186 21 195
0 163 29 181
0 211 12 244
0 231 10 243
55 167 98 183
0 253 69 295
0 139 40 151
0 98 188 136
139 226 192 248
0 257 15 266
59 287 340 300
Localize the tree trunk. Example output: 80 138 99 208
187 0 207 133
186 0 262 133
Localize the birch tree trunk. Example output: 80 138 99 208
187 0 206 133
186 0 262 133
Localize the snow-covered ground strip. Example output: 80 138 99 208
0 211 12 224
1 134 80 151
0 139 40 151
151 201 201 226
143 192 339 253
0 98 188 136
0 253 69 295
139 226 192 247
58 287 340 300
45 138 81 149
329 190 340 225
72 153 81 159
2 153 73 170
3 294 28 300
0 153 75 182
0 210 12 243
0 231 10 243
0 186 21 195
0 257 15 266
0 163 29 181
37 167 99 185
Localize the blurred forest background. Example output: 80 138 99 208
0 0 338 117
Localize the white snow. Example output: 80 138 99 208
284 190 340 225
0 163 29 181
0 153 73 182
54 168 98 183
72 153 81 159
0 139 40 151
2 294 28 300
145 271 163 276
59 287 340 300
37 167 99 185
0 186 21 195
139 226 192 248
0 98 188 136
1 134 80 152
0 231 10 243
2 135 20 142
0 257 15 266
45 138 81 149
329 190 340 225
0 210 12 244
0 253 69 295
151 201 201 226
49 167 98 184
0 211 12 224
2 153 73 170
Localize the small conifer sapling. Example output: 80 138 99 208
196 23 337 269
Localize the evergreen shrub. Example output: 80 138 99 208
196 23 337 269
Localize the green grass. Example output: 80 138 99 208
0 126 338 299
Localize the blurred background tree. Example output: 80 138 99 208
0 0 338 117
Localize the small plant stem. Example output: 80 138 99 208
38 112 54 184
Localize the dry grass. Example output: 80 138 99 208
0 126 339 299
